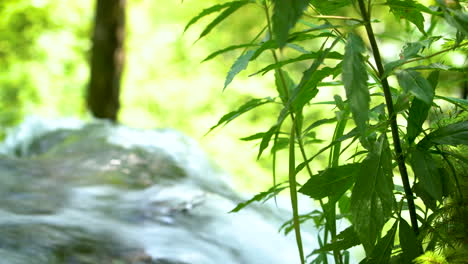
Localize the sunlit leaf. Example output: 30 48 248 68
202 43 257 62
435 95 468 110
291 67 334 113
387 0 427 33
397 70 434 105
272 0 309 48
224 50 256 89
406 71 438 144
208 97 274 132
400 218 420 263
197 1 250 40
361 221 398 264
350 134 395 253
299 163 359 201
257 124 279 159
184 1 251 32
418 120 468 148
251 51 343 76
310 0 351 14
407 98 431 144
230 183 288 212
406 63 451 71
343 33 369 137
409 147 443 201
312 226 360 253
413 182 437 210
274 69 295 103
303 117 337 135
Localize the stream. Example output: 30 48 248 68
0 117 313 264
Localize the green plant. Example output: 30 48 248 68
186 0 468 263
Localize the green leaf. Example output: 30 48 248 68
312 226 360 253
291 67 334 112
387 0 426 33
184 1 250 32
274 69 295 103
208 97 274 132
435 95 468 110
406 63 451 71
351 134 395 253
361 221 398 264
257 124 279 159
406 71 438 144
399 218 420 263
413 182 437 210
343 33 369 137
409 147 443 201
303 117 337 135
418 120 468 148
407 97 430 144
224 50 256 89
230 183 288 212
310 0 351 14
197 1 250 40
272 0 309 48
251 51 343 76
202 43 257 62
397 70 434 105
299 163 359 202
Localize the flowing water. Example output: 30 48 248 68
0 117 314 264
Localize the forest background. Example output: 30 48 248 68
0 0 285 191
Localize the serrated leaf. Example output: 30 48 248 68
351 134 395 253
257 124 279 159
312 226 360 253
406 63 451 71
399 218 420 263
202 43 257 62
251 51 343 76
303 117 337 135
240 132 267 141
185 1 251 33
197 1 250 40
387 0 426 33
272 0 309 48
208 97 274 132
418 120 468 148
409 147 443 201
361 221 398 264
274 69 295 103
407 97 431 144
406 71 437 144
291 67 334 112
413 182 437 210
343 33 369 137
299 163 359 202
310 0 351 14
435 95 468 110
230 183 288 212
224 50 256 89
397 70 434 105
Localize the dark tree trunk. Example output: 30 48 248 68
87 0 125 122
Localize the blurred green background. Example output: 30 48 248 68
0 0 280 192
1 0 466 192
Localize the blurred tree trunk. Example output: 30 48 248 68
87 0 125 121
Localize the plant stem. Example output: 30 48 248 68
356 0 421 239
263 2 305 263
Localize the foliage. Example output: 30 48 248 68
186 0 468 263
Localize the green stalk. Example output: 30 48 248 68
263 2 305 263
356 0 420 238
289 122 306 264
